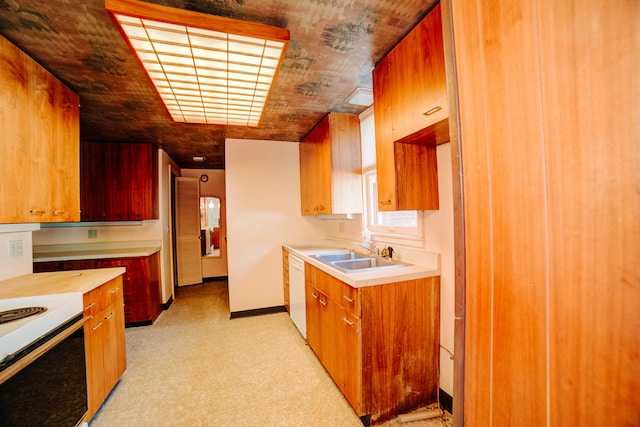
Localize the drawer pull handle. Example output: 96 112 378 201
29 210 46 214
84 302 95 310
104 312 115 320
343 295 355 303
109 287 120 294
379 200 392 206
51 211 66 215
319 299 327 306
424 106 442 116
342 317 354 326
91 321 103 331
311 293 319 299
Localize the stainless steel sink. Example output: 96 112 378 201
332 257 402 270
310 252 406 272
312 252 370 262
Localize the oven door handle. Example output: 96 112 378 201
0 316 86 385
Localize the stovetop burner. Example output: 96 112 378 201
0 307 47 325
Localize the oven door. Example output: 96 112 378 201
0 315 88 427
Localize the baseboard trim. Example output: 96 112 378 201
162 296 174 310
230 305 287 319
439 388 453 414
203 276 228 282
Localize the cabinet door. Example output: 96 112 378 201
305 264 322 356
299 137 317 215
372 56 398 211
0 36 79 224
300 122 332 215
337 310 361 414
102 294 126 395
390 3 447 141
81 142 107 221
48 85 80 222
129 143 153 219
106 143 130 220
85 310 107 418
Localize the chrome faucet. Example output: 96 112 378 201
352 241 379 256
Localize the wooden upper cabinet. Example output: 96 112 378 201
81 142 158 221
0 35 80 224
299 112 363 216
389 3 447 141
372 4 445 212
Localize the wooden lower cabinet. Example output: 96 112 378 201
97 253 161 325
34 252 162 326
282 248 290 312
305 263 440 424
83 276 126 421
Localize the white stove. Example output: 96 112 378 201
0 293 83 366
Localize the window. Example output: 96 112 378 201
363 168 423 242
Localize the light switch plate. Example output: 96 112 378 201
88 229 98 239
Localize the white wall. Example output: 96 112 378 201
225 138 326 313
180 169 227 278
0 226 37 280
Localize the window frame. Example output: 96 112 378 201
363 167 424 246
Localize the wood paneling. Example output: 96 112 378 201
537 1 640 425
450 0 640 425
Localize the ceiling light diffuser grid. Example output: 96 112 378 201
106 0 289 127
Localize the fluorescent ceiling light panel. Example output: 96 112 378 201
106 0 289 127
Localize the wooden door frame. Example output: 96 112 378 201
441 0 466 424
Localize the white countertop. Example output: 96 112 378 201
32 241 161 262
284 245 440 288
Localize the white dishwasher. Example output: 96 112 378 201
288 254 306 338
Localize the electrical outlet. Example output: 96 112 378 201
88 229 98 239
9 240 23 257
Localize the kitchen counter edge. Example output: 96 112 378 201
0 268 126 299
283 245 440 288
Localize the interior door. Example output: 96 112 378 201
175 177 202 286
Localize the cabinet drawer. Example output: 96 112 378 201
83 286 108 318
339 284 359 316
103 277 124 307
319 269 359 316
